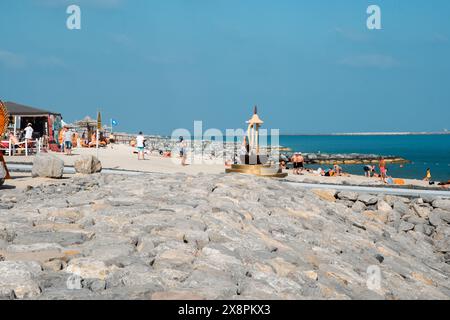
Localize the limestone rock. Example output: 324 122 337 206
66 258 115 280
0 261 42 299
385 195 410 206
393 201 411 217
66 274 83 290
399 221 415 232
363 210 388 224
337 192 358 202
438 210 450 224
429 210 444 227
432 199 450 212
352 201 366 212
377 200 393 212
183 231 210 249
0 164 6 186
412 204 431 219
358 194 378 206
31 154 64 178
74 155 102 174
136 236 155 255
312 189 336 202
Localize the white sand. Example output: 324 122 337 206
4 143 448 190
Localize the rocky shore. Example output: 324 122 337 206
299 153 408 165
115 135 407 165
1 172 450 300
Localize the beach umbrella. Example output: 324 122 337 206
97 112 102 130
74 116 97 127
96 111 102 156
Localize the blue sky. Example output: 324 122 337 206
1 0 449 134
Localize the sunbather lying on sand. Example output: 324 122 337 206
438 180 450 188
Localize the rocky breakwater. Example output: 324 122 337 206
0 173 449 300
301 153 409 165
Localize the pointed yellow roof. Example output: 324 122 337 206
246 105 264 125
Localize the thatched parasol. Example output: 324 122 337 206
74 116 97 127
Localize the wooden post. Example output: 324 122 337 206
13 116 17 136
0 153 11 179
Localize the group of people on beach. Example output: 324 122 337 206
135 132 187 166
282 153 397 183
362 158 393 184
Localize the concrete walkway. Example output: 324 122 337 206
287 181 450 198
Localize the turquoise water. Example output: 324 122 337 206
277 135 450 182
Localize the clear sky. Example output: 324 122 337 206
1 0 449 135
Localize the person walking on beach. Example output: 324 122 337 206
379 157 387 183
291 153 304 175
136 132 145 160
63 126 73 156
179 136 187 166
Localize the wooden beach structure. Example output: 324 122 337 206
0 101 51 156
3 101 62 143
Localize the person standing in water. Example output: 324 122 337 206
136 132 145 160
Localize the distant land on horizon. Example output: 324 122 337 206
111 130 450 138
280 131 450 137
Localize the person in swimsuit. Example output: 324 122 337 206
424 168 432 181
291 153 301 175
333 164 342 176
379 157 387 183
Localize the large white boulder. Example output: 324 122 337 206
32 153 64 178
74 155 102 174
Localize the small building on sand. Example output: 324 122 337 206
4 101 63 142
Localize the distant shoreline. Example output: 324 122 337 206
281 132 450 136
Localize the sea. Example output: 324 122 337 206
277 134 450 182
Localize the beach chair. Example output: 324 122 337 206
6 138 42 156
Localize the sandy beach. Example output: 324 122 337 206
4 144 447 191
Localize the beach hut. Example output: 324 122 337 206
4 101 62 142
